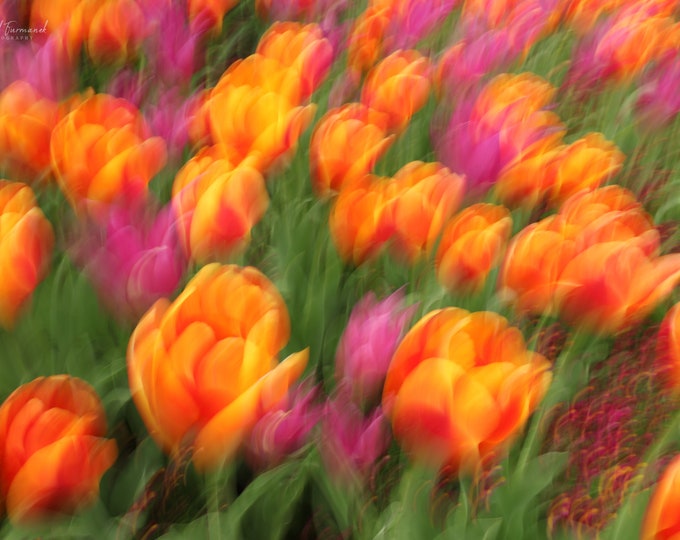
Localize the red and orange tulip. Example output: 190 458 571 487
500 185 680 334
435 203 512 292
50 93 167 214
205 83 316 173
640 454 680 540
390 161 465 263
127 263 308 471
310 104 394 197
172 147 269 263
656 302 680 390
382 309 551 470
0 81 60 183
329 175 396 265
86 0 148 65
346 4 391 74
495 132 624 208
256 22 334 99
0 376 117 524
360 50 432 132
0 181 54 328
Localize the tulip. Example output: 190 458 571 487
382 309 551 470
346 4 391 74
246 383 323 469
336 289 417 405
495 133 624 208
0 376 118 524
172 145 269 263
636 50 680 129
11 32 77 102
86 0 148 65
433 73 565 195
554 240 680 335
360 50 432 132
435 203 512 292
0 81 60 183
320 391 390 481
656 302 680 391
205 83 316 173
145 89 200 164
381 0 459 53
310 103 394 197
187 0 239 36
50 93 167 215
0 181 54 329
70 202 186 322
256 22 334 99
127 263 309 471
328 175 396 264
641 454 680 540
565 6 679 92
500 185 680 334
389 161 465 263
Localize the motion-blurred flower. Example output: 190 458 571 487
336 289 417 405
0 81 60 183
320 391 390 481
494 132 624 208
328 174 396 264
256 22 334 99
0 376 118 525
501 185 680 334
127 263 308 471
246 383 322 470
383 308 551 471
435 203 512 292
641 454 680 540
50 93 167 216
433 72 564 195
310 103 393 197
86 0 148 65
172 145 269 263
70 202 186 322
636 49 680 129
0 181 54 329
360 49 432 132
389 161 465 263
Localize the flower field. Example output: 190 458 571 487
1 0 680 538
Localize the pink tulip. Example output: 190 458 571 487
246 383 323 469
636 50 680 129
70 202 186 322
320 391 390 481
336 289 417 405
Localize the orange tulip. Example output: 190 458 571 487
187 0 239 35
657 302 680 391
329 175 397 265
382 309 551 470
390 161 465 263
127 263 308 471
495 133 624 208
256 22 334 99
0 82 60 183
310 103 394 197
50 93 167 214
435 203 512 292
346 4 391 74
30 0 83 39
212 54 304 106
360 50 432 132
641 454 680 540
0 376 117 524
205 83 316 173
0 181 54 328
500 185 679 333
554 240 680 335
86 0 147 65
172 146 269 263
